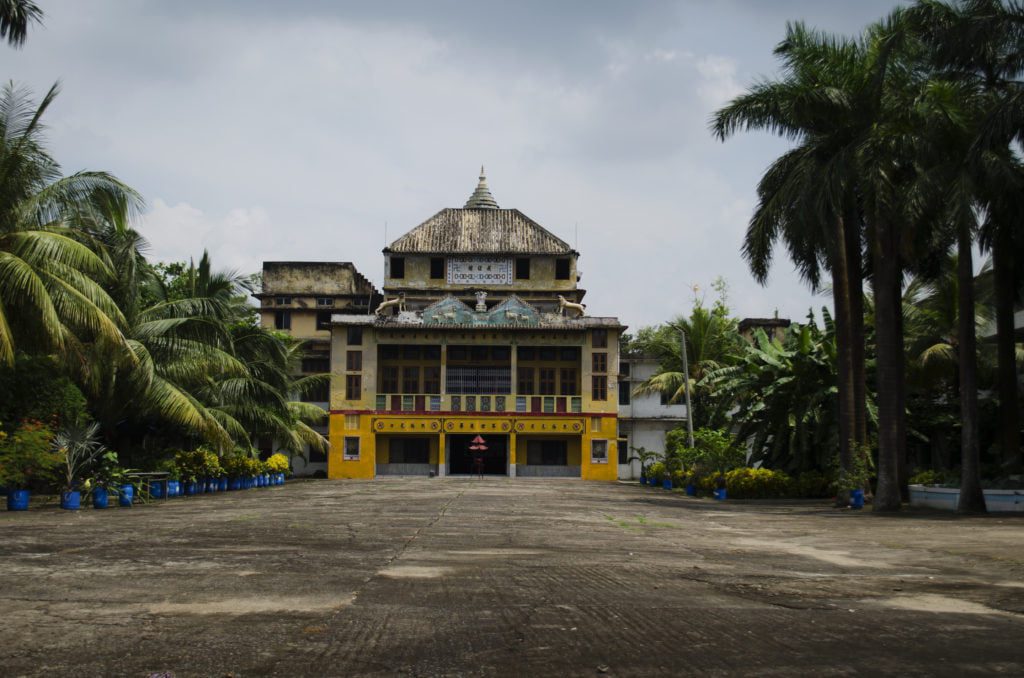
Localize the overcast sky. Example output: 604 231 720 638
7 0 904 330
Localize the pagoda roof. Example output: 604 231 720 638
384 169 575 255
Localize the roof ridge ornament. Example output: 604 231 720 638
464 165 499 209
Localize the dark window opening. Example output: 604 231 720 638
593 329 608 348
390 256 405 279
620 362 631 377
539 368 556 395
303 381 330 403
390 438 430 464
618 382 631 405
316 310 332 330
592 376 607 401
347 327 363 345
592 352 607 373
560 368 578 396
380 366 399 393
401 367 420 394
527 440 568 466
423 366 441 394
430 257 445 279
274 310 291 330
346 350 362 371
517 367 535 395
515 258 531 280
555 258 571 280
660 391 672 406
346 374 362 400
302 357 330 373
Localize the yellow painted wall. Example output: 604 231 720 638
328 414 376 479
259 307 329 341
581 415 618 481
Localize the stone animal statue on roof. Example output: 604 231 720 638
375 292 406 316
558 295 586 318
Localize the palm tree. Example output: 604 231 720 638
0 0 42 48
910 0 1024 470
711 22 879 492
0 82 140 367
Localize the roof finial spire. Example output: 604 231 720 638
465 165 499 209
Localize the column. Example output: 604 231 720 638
437 431 446 477
508 429 517 477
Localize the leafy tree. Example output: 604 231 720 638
0 82 141 366
0 0 42 48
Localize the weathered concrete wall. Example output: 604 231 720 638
384 254 578 296
263 262 375 296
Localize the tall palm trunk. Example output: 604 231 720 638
873 216 903 511
832 215 856 480
957 221 987 513
846 222 869 451
993 224 1020 468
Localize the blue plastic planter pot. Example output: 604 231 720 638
61 490 81 510
151 480 166 499
184 481 197 496
685 484 697 497
277 473 285 485
229 477 242 491
118 484 134 507
205 478 216 493
662 479 673 490
263 474 270 486
639 476 647 486
218 477 228 491
256 475 263 488
850 489 865 509
6 489 30 511
713 488 727 501
93 487 109 509
167 480 180 496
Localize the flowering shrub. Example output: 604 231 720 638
220 454 250 478
0 420 62 488
174 448 223 481
647 462 667 481
265 453 289 474
724 467 794 499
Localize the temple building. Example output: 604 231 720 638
328 170 626 480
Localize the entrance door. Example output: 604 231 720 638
448 434 508 475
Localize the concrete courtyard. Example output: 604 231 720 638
1 479 1022 676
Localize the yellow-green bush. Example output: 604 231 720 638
265 453 289 474
647 462 667 480
724 467 794 499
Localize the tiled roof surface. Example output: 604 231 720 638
385 208 574 255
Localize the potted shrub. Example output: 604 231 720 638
90 450 129 509
838 452 870 509
647 462 667 490
157 459 181 497
54 421 108 510
628 447 657 485
0 421 62 511
266 453 289 485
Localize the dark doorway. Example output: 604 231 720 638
448 434 508 475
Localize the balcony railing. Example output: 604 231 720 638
374 394 583 414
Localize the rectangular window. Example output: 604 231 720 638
448 346 467 361
301 381 330 403
423 345 441 360
316 310 332 330
560 347 580 362
430 257 445 279
555 258 571 280
344 414 359 429
347 327 363 345
527 440 568 466
401 345 421 360
593 329 608 348
620 361 631 377
390 438 430 464
591 439 608 464
274 310 291 330
660 391 672 406
302 357 330 373
423 366 441 394
517 346 536 361
559 368 577 396
344 436 360 460
515 257 531 280
539 347 557 361
591 416 602 432
390 256 405 279
491 346 510 361
346 350 362 372
316 297 334 307
380 366 399 393
345 374 361 400
591 376 607 401
470 346 489 362
401 366 420 394
592 352 607 373
275 296 292 305
618 381 631 405
539 368 556 395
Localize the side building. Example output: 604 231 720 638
617 355 688 479
328 170 625 480
256 261 380 475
